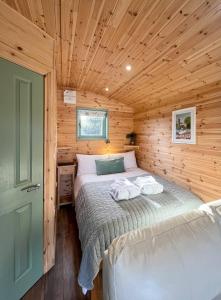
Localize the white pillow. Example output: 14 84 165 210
76 153 108 176
108 151 137 170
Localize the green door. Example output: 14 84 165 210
0 58 44 300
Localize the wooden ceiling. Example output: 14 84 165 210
3 0 221 111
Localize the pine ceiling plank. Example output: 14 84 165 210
3 0 17 10
14 0 32 20
54 0 62 86
120 0 187 63
183 36 221 63
108 0 211 101
155 0 221 60
41 0 56 38
77 1 137 88
66 0 80 86
182 46 221 74
60 0 75 86
97 0 187 83
68 0 98 87
149 0 206 53
109 0 221 101
76 0 105 87
92 0 199 99
111 0 132 29
3 0 221 110
2 0 32 20
134 80 221 111
81 0 156 92
89 0 153 81
72 0 119 88
26 0 46 31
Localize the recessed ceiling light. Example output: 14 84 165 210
105 87 109 92
125 64 132 71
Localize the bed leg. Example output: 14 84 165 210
91 271 103 300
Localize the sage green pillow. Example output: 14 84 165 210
95 157 125 175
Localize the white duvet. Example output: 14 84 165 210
103 200 221 300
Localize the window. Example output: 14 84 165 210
77 108 108 140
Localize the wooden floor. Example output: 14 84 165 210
22 206 91 300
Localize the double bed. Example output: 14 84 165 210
74 162 202 292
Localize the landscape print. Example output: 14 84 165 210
172 107 196 144
176 112 191 140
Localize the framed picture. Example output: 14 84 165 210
172 107 196 144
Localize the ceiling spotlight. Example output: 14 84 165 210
105 87 109 92
125 64 132 71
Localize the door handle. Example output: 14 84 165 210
21 183 41 192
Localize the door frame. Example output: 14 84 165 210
0 1 57 274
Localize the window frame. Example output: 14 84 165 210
76 107 109 141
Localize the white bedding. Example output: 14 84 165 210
75 167 202 292
74 167 147 198
103 200 221 300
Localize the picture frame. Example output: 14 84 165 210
172 107 196 144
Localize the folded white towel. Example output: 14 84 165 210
110 179 140 201
122 179 140 199
110 180 130 201
134 176 163 195
135 176 156 184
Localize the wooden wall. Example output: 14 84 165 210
57 89 134 163
0 1 57 273
0 1 53 74
135 84 221 202
44 70 57 273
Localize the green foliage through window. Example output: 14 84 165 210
77 108 108 140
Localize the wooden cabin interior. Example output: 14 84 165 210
0 0 221 299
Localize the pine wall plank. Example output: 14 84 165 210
134 87 221 202
57 89 134 163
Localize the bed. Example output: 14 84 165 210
103 200 221 300
74 161 202 292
